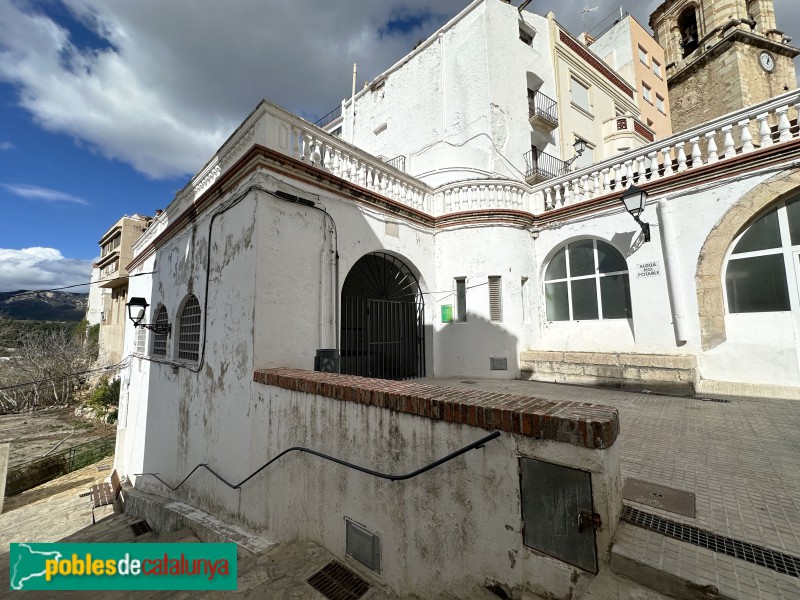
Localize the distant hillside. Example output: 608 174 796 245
0 290 88 321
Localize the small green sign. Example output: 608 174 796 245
441 304 453 323
9 543 237 591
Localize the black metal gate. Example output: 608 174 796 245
341 253 425 380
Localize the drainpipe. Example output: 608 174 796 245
657 198 688 345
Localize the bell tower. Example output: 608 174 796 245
650 0 799 132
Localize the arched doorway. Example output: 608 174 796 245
340 252 425 380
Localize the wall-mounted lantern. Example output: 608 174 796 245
126 297 171 335
564 138 588 169
621 184 651 242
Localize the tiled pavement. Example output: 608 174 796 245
423 378 800 599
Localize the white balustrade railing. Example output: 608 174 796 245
533 88 800 211
149 89 800 243
433 180 530 215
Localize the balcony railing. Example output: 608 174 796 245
528 90 559 131
386 154 406 172
530 88 800 212
524 148 568 184
314 105 342 129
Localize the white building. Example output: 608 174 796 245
112 0 800 596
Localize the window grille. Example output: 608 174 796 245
489 276 503 322
178 296 201 361
152 306 169 356
135 327 146 354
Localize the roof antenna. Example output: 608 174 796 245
518 0 533 13
582 5 599 33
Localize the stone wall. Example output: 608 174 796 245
520 350 698 394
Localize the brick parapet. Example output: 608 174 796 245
253 368 619 449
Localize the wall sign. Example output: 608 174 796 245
441 304 453 323
637 261 661 278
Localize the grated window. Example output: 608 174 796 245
177 296 201 361
489 276 502 322
455 277 467 322
152 306 169 356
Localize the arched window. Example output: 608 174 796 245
725 197 800 313
678 6 699 57
177 295 201 361
544 239 632 321
151 305 169 356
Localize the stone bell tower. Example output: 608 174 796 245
650 0 799 133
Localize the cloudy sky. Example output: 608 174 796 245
0 0 798 291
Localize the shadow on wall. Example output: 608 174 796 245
435 311 520 378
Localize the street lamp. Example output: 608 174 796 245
564 138 588 169
621 184 651 242
126 297 171 335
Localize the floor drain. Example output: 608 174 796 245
623 478 696 517
694 397 732 403
307 560 370 600
622 506 800 578
460 381 478 384
129 521 152 537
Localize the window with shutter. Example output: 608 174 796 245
489 276 502 322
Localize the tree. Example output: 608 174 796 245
0 323 99 413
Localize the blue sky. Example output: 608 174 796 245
1 0 798 291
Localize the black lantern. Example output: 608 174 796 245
564 137 588 169
621 185 651 242
126 297 171 335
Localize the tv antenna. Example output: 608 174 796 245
582 5 599 33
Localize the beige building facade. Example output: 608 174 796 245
650 0 799 132
589 14 673 141
549 15 656 170
96 214 152 366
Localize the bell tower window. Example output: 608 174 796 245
678 7 699 57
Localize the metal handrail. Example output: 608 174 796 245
135 431 501 491
386 154 406 172
314 105 342 128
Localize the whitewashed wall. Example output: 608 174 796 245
344 1 558 186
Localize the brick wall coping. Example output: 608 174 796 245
253 368 620 450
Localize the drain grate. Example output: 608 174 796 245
307 560 370 600
623 478 696 517
694 396 732 403
460 381 478 384
129 521 152 537
622 506 800 578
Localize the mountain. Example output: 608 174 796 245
0 290 88 321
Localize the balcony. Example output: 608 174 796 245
314 105 342 130
528 90 559 132
524 148 568 185
603 115 655 155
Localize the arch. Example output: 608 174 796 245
542 237 631 322
677 4 700 57
695 168 800 349
176 294 201 362
340 252 425 380
151 305 170 357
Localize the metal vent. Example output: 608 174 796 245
307 560 370 600
489 276 503 321
129 521 152 537
490 357 508 371
622 478 696 517
622 506 800 578
345 519 380 573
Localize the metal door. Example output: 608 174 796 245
520 458 598 573
340 252 425 380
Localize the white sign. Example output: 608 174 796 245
637 261 661 278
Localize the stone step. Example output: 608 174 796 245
611 522 799 600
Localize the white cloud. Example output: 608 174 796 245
0 248 93 292
1 184 89 205
0 0 797 181
0 141 13 151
